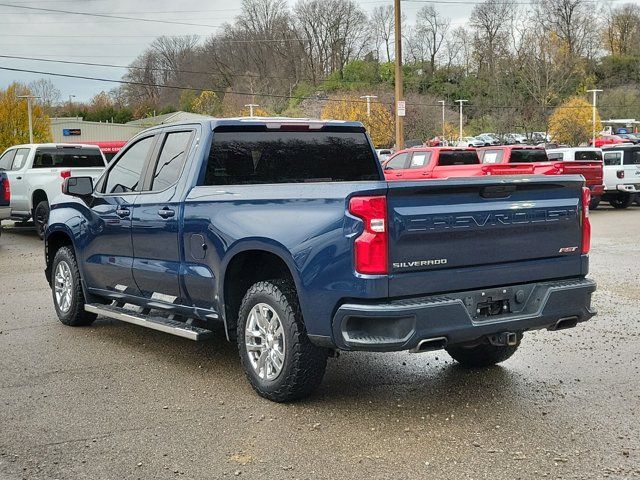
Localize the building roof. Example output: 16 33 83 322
126 111 213 127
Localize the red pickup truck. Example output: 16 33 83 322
477 146 604 207
383 147 532 180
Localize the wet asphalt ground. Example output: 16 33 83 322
0 206 639 480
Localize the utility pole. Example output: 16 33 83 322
244 104 259 117
393 0 404 150
455 100 468 142
17 95 41 144
586 89 602 146
360 95 378 117
438 100 446 140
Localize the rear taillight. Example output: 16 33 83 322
581 187 591 254
1 179 9 202
349 195 388 275
60 170 71 179
617 170 625 179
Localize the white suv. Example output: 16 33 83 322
0 144 107 237
601 145 640 209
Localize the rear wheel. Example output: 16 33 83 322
446 337 521 368
237 279 327 402
34 200 50 240
589 196 601 210
51 246 96 326
609 193 634 209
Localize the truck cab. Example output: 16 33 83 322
601 145 640 208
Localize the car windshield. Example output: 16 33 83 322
575 150 603 161
33 147 104 168
509 149 549 163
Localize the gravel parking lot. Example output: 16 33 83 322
0 206 639 480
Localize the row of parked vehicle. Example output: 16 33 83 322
380 144 640 210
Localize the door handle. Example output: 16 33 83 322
115 208 130 218
158 208 175 219
16 176 22 180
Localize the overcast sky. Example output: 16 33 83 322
0 0 621 102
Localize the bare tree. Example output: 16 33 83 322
470 0 515 75
294 0 370 80
603 3 640 56
415 5 450 73
535 0 590 57
29 78 61 111
370 5 395 62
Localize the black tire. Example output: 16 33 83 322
446 337 521 368
609 193 634 209
34 200 50 240
589 196 600 210
51 246 96 326
237 279 327 402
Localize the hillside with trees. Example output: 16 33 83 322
20 0 640 146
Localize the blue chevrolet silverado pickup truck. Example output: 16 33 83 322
44 118 596 402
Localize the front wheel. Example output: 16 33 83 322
34 200 50 240
609 193 634 209
446 337 521 368
51 246 96 326
237 279 327 402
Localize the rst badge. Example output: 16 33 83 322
559 246 578 253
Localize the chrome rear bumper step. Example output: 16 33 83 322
85 303 214 341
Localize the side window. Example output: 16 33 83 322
148 131 193 191
0 150 16 170
603 152 622 166
104 136 154 194
481 150 503 164
385 153 408 170
11 148 30 170
409 152 431 168
575 150 601 161
547 152 564 160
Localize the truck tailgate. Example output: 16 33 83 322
551 161 603 187
386 175 586 297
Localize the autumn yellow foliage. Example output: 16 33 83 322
321 96 394 147
192 91 220 116
0 82 51 152
548 97 601 146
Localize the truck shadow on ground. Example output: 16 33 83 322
89 316 529 417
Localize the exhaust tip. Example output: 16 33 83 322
549 316 579 331
410 337 448 353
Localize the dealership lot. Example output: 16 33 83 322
0 207 639 480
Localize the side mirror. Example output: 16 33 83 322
62 176 94 197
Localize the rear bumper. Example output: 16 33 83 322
0 206 10 221
589 185 605 196
615 184 639 193
330 278 596 351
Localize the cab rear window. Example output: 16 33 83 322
33 148 105 168
203 129 380 185
623 150 640 165
509 149 549 163
438 151 479 166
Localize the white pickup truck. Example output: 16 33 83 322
0 143 107 237
601 145 640 208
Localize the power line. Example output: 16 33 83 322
0 54 315 83
0 2 224 28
